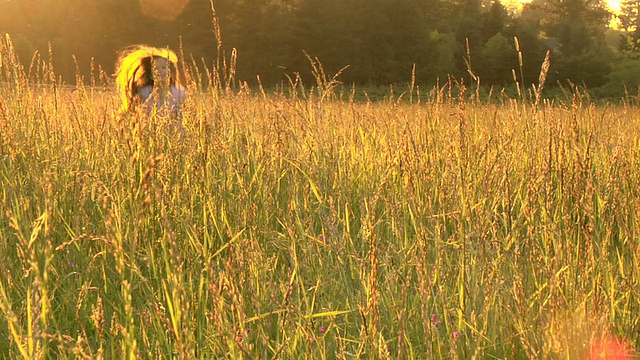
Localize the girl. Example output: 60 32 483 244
114 45 187 137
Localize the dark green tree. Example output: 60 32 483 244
479 33 517 86
536 0 613 87
541 0 610 56
475 1 521 86
503 15 547 87
482 0 509 39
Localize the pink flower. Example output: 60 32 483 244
453 331 460 339
319 326 326 333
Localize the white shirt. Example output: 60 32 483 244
138 85 186 117
138 85 187 137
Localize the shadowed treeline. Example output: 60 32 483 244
1 0 638 98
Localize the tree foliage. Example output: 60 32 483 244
522 0 613 87
619 0 640 51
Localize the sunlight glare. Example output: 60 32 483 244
608 0 621 13
139 0 190 21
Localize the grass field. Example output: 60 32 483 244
1 38 640 359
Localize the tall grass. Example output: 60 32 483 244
1 34 639 359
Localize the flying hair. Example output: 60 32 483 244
114 45 180 113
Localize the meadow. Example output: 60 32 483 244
1 37 640 359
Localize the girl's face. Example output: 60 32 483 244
153 56 170 84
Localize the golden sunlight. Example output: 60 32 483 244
503 0 620 13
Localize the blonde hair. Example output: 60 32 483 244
114 45 180 113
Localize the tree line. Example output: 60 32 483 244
3 0 640 98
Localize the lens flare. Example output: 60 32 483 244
139 0 190 21
588 337 634 360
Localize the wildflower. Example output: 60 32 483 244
319 325 326 333
431 314 442 326
453 331 460 339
